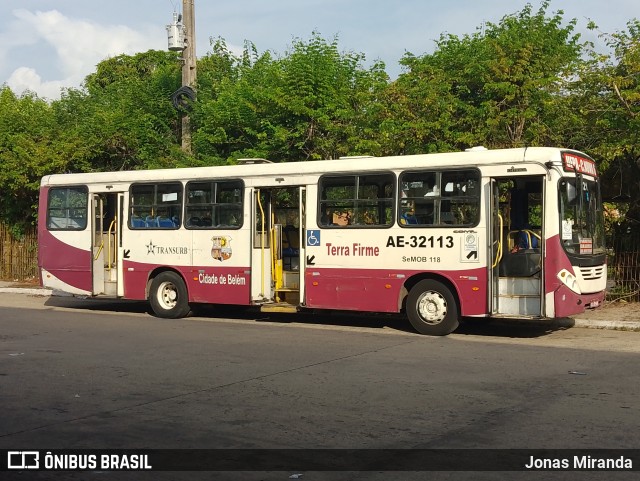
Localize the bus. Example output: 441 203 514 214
37 147 606 335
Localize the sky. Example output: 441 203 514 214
0 0 637 100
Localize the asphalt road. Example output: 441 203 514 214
1 294 639 481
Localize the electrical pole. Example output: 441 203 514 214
181 0 196 153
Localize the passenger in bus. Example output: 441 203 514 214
510 229 539 253
333 211 351 226
400 202 418 225
424 185 440 197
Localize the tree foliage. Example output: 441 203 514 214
389 0 584 152
0 87 68 234
192 33 389 163
573 20 640 224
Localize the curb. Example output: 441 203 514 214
570 318 640 332
0 287 53 296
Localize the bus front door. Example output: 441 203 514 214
91 192 123 296
490 177 544 317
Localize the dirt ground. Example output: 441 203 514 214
573 299 640 322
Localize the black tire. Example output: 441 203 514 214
406 279 459 335
149 271 191 319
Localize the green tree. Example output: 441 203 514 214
573 20 640 225
192 33 389 163
275 33 389 160
61 50 187 172
387 1 585 152
0 87 66 233
192 39 279 163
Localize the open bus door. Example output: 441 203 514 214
490 176 544 317
251 188 271 303
91 192 124 296
251 187 304 311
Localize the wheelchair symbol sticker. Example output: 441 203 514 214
306 230 320 247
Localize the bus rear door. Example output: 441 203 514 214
251 186 305 311
91 192 124 296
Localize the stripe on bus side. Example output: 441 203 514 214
304 266 488 316
123 260 251 305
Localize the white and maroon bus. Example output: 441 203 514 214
38 147 606 335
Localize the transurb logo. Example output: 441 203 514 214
211 236 232 261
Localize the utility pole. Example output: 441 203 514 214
181 0 196 153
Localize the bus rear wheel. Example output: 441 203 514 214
149 271 191 319
406 279 459 336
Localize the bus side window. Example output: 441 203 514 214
47 186 89 231
130 182 182 229
185 180 244 230
399 169 480 227
318 173 393 228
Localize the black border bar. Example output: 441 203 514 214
2 449 638 472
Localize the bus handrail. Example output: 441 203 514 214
508 228 541 250
492 213 504 268
106 218 116 270
92 218 117 268
94 242 104 261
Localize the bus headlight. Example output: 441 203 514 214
557 269 581 294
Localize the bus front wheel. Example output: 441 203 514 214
149 271 191 319
406 279 459 336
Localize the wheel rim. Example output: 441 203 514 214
157 281 178 310
416 290 447 325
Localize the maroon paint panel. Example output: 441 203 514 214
545 233 607 317
37 186 49 287
186 266 251 304
305 267 487 316
37 192 92 291
455 268 488 315
305 269 404 313
123 260 251 305
544 234 575 297
553 284 606 318
123 261 151 300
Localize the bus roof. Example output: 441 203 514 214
40 147 591 187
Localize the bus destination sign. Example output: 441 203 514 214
562 153 598 177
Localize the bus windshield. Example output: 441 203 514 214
559 176 605 255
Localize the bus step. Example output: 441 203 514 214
103 280 117 296
497 294 541 316
260 303 298 313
